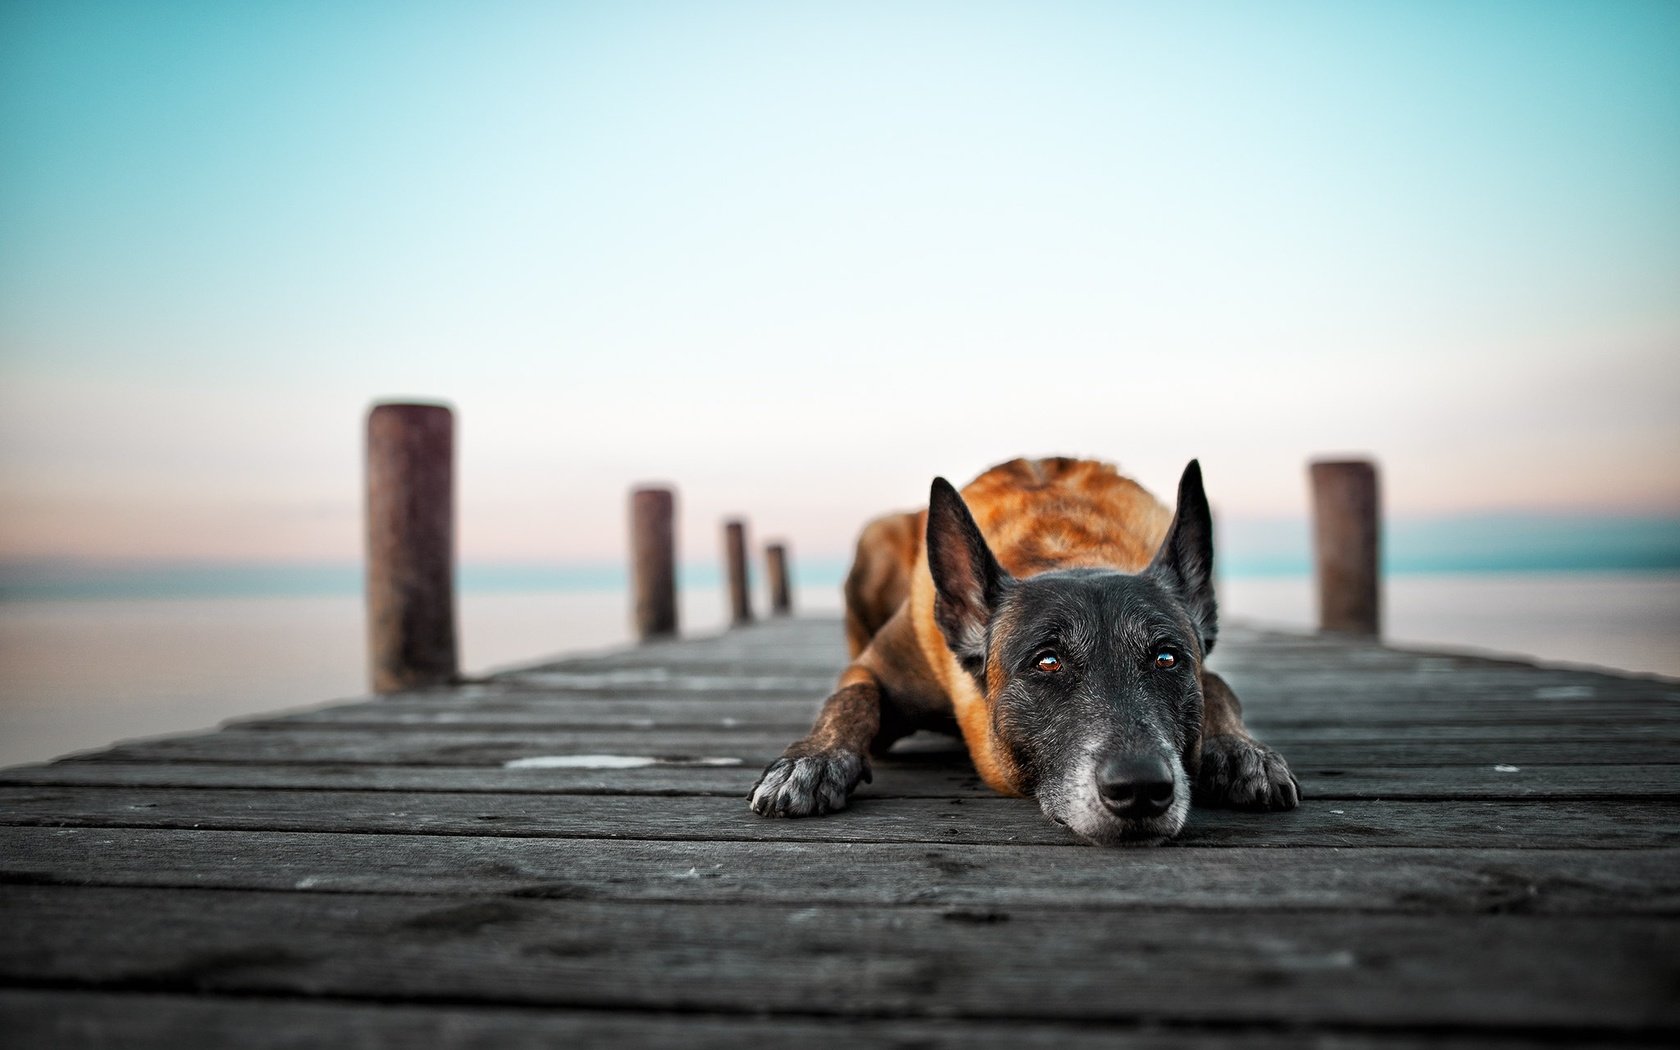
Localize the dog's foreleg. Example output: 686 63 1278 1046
749 665 882 817
1194 671 1301 811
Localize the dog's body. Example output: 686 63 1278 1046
750 456 1298 845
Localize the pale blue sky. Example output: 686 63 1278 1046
2 1 1677 566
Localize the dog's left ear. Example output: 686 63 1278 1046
1148 459 1218 655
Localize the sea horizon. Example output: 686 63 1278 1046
4 505 1680 603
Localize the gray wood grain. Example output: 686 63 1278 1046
8 991 1656 1050
66 726 1680 767
3 885 1674 1029
225 694 1680 731
7 827 1677 914
3 786 1675 848
8 759 1675 800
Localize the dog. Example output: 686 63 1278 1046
749 456 1299 845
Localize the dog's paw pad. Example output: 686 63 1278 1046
1196 735 1300 811
748 748 869 817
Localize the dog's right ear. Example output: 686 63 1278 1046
927 477 1008 670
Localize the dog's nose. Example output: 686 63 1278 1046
1096 754 1176 819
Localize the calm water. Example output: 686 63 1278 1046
1 572 1676 768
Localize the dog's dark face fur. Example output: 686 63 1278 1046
927 462 1217 845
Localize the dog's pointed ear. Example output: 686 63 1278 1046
1149 459 1218 654
927 477 1008 669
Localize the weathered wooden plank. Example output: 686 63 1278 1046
0 761 820 797
524 658 820 674
2 886 1674 1029
1285 763 1680 800
523 645 844 674
485 670 839 692
526 618 1324 661
471 667 1676 702
3 787 1676 848
224 714 1680 740
414 675 1679 714
539 618 1672 685
6 827 1676 914
509 653 1501 684
63 726 1680 768
1219 668 1679 693
229 693 1680 731
60 728 802 765
7 760 1674 801
396 652 1680 688
228 696 827 731
307 679 1680 708
5 991 1653 1050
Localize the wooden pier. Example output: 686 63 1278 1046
2 615 1677 1047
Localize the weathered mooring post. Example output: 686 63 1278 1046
765 542 792 616
1310 458 1381 636
630 486 678 640
365 401 458 692
724 519 753 625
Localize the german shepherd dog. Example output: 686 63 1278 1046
749 457 1299 845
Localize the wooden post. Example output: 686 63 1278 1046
766 542 792 616
365 402 458 692
724 519 752 625
1310 458 1381 636
630 487 678 640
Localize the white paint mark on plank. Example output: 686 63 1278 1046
503 755 745 769
1494 764 1521 773
1285 949 1358 970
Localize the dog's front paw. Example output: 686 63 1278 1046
748 746 870 817
1196 734 1300 811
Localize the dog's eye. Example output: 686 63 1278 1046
1153 651 1178 671
1035 651 1063 673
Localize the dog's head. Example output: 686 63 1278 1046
927 461 1215 845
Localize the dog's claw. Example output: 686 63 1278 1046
749 747 870 817
1195 734 1300 811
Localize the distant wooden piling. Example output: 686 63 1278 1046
1311 458 1381 636
630 487 679 640
766 542 792 616
365 402 458 692
724 520 753 625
